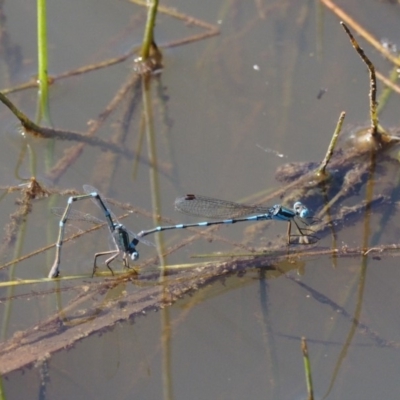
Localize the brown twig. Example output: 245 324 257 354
340 22 379 139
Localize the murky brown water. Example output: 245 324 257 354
1 0 400 399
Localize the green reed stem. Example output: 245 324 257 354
0 377 4 400
141 0 159 59
301 337 314 400
37 0 51 123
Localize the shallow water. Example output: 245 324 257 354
1 1 400 399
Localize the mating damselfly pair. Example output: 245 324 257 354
48 186 319 278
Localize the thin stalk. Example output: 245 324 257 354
37 0 51 123
1 219 28 340
0 377 4 400
141 0 159 60
142 76 173 400
341 22 378 138
316 111 345 177
301 337 314 400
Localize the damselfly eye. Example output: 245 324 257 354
293 201 309 218
131 251 139 261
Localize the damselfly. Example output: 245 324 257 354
138 194 319 244
48 185 153 278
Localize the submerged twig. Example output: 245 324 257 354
0 178 51 255
2 227 400 375
0 91 175 177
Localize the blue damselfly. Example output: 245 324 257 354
49 185 153 278
138 194 318 244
